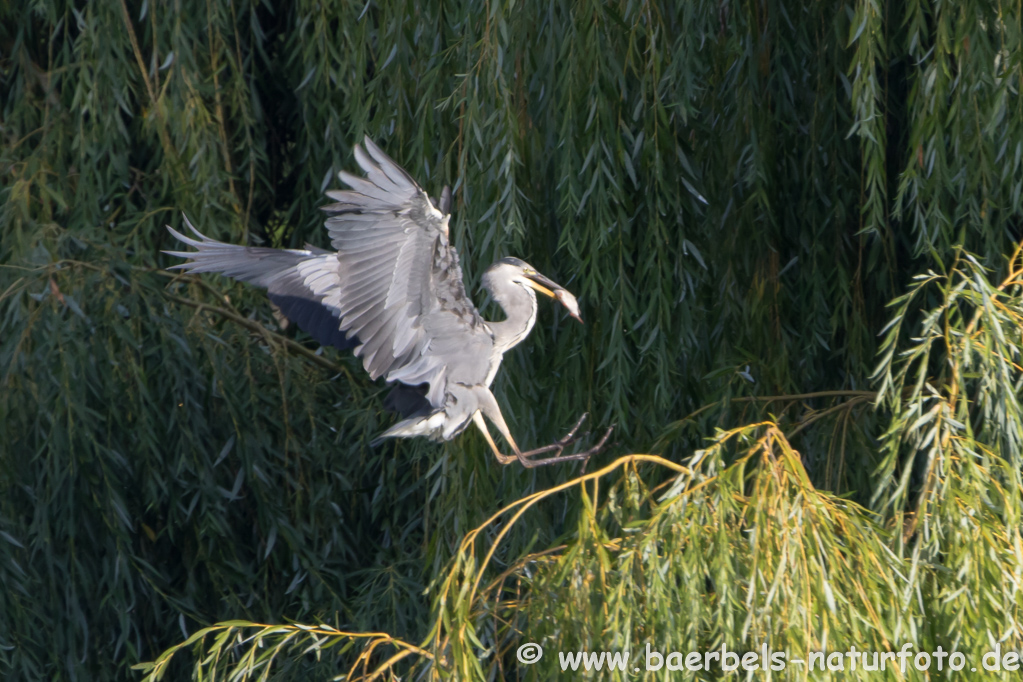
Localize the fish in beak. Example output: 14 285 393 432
553 288 583 323
523 270 584 324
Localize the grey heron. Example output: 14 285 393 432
165 137 611 467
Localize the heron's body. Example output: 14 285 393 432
166 138 602 466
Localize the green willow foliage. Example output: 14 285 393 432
2 0 1022 680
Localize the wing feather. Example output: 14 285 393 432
363 138 419 190
322 139 493 403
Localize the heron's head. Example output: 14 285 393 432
485 257 583 323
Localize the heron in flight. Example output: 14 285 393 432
166 138 611 467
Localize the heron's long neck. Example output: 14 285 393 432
486 279 538 355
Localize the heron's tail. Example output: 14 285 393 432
371 411 449 446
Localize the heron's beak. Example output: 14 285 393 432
524 272 584 324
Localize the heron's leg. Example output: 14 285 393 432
475 389 613 468
471 411 518 465
484 404 612 468
477 401 523 455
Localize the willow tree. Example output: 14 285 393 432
2 0 1022 680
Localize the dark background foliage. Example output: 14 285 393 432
2 0 1022 679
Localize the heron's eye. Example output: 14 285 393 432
523 268 535 275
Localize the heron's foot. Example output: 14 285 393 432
514 414 614 468
525 413 590 453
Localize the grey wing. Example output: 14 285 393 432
164 218 356 352
322 137 494 408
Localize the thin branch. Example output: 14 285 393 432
117 0 176 161
163 292 355 380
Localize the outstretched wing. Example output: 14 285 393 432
165 217 356 352
322 138 494 408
